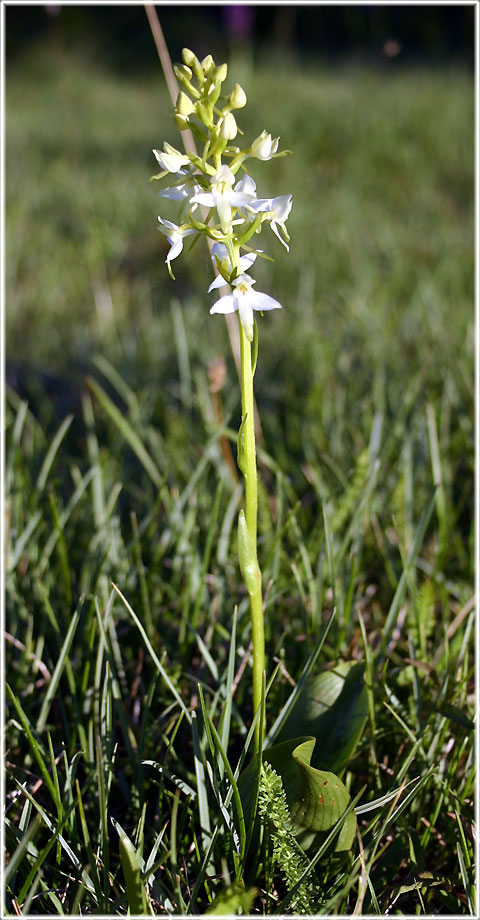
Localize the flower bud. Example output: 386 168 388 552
213 62 228 85
251 130 280 160
153 143 189 173
182 48 196 66
195 100 211 126
201 54 215 74
174 64 192 83
183 48 204 83
230 83 247 109
174 113 190 131
219 112 237 140
176 91 194 117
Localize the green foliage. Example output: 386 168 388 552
118 830 149 916
5 42 474 917
206 884 257 915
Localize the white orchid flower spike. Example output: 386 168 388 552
210 273 281 341
151 49 293 757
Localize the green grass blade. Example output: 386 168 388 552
114 821 149 916
112 581 192 723
6 684 57 803
87 375 163 488
206 714 247 868
9 775 95 895
36 413 74 491
191 712 213 866
382 488 437 650
35 609 80 733
219 606 237 770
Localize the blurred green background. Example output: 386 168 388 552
6 4 474 452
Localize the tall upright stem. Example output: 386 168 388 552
239 318 265 753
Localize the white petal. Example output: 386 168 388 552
216 196 232 230
239 252 257 271
158 185 190 201
248 197 272 213
227 191 257 208
235 175 257 196
210 295 237 315
250 291 282 312
214 165 235 185
238 298 254 341
271 221 290 251
191 192 216 207
158 217 178 231
232 273 256 290
270 194 293 222
167 239 184 261
211 243 228 261
208 275 228 293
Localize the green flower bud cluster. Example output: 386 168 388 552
173 47 239 146
258 763 317 913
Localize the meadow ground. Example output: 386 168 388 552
5 40 475 915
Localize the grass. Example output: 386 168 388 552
5 37 475 915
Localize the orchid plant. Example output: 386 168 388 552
151 48 292 754
151 52 360 866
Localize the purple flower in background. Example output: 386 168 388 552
223 5 254 42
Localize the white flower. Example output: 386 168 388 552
207 242 259 292
191 165 257 232
157 218 195 274
249 194 293 250
153 143 190 173
210 272 281 341
251 130 280 160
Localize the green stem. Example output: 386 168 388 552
239 315 265 754
225 241 265 754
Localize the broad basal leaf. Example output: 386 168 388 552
278 661 368 774
239 736 356 852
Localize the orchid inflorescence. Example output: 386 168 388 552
152 47 292 342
